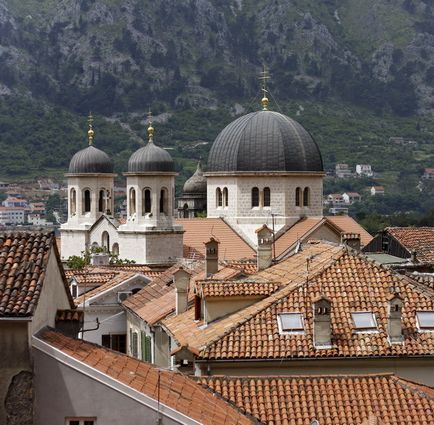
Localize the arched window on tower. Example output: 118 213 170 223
98 189 105 212
263 187 271 207
251 187 259 208
216 188 222 207
70 188 76 215
129 188 136 215
223 187 228 207
295 187 301 207
102 231 110 252
83 189 91 213
183 203 189 218
160 187 168 214
303 187 310 207
143 188 151 215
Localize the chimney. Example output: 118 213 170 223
256 224 273 271
313 296 332 347
341 233 361 251
410 250 417 263
388 293 403 343
204 238 219 277
173 268 191 315
90 252 110 266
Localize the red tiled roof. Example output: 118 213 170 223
0 232 72 317
55 309 83 322
177 218 255 261
66 270 118 286
327 215 372 247
200 374 434 425
388 227 434 264
200 251 434 360
197 280 280 298
38 329 252 425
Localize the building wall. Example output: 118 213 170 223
204 297 262 323
33 349 185 425
308 224 341 245
0 321 32 425
60 229 88 260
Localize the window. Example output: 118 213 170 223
352 312 377 331
102 334 126 353
141 331 152 362
129 188 136 215
112 243 119 256
101 231 110 252
71 284 78 298
70 188 76 215
83 189 91 213
66 418 96 425
295 187 301 207
131 330 138 357
143 188 151 214
416 311 434 331
98 189 104 212
263 187 271 207
303 187 310 207
216 188 222 207
160 187 168 214
223 187 228 207
278 313 304 334
251 187 259 207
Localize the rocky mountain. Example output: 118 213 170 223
0 0 433 116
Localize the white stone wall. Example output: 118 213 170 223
60 229 88 260
206 176 238 218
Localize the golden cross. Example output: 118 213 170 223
259 65 270 97
87 112 94 145
147 108 153 126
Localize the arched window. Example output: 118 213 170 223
112 243 119 256
183 203 189 218
263 187 271 207
251 187 259 207
129 188 136 215
83 189 91 213
303 187 310 207
160 187 168 214
295 187 301 207
70 188 76 215
98 189 104 212
143 188 151 214
102 231 110 252
216 188 222 207
223 187 228 207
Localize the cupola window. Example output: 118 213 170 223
252 187 259 208
129 188 136 215
303 187 310 207
70 188 76 215
143 188 151 214
98 189 105 212
216 188 223 207
223 187 228 207
263 187 271 207
83 189 91 213
295 187 301 207
160 187 168 214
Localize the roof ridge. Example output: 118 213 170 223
391 375 434 400
220 217 256 251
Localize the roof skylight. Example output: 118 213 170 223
351 312 377 331
416 311 434 331
278 313 304 334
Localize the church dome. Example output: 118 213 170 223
68 145 114 174
128 140 174 173
183 161 206 194
207 110 323 173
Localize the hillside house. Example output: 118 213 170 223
342 192 362 204
370 185 385 196
422 168 434 180
355 164 373 177
335 163 352 178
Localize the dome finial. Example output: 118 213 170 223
259 64 270 111
147 109 155 142
87 112 95 145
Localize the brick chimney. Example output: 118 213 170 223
313 296 332 347
388 293 403 343
204 237 219 277
341 233 361 251
173 268 191 315
256 224 273 271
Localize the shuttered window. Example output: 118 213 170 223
141 331 152 362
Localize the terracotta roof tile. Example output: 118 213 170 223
38 329 252 425
177 218 255 261
55 309 83 322
200 251 434 360
197 280 280 298
0 232 71 317
326 215 373 247
388 227 434 263
199 374 434 425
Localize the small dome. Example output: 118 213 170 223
183 161 206 194
128 140 174 173
68 145 113 174
207 110 323 173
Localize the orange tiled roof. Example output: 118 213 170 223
410 273 434 290
388 227 434 263
74 270 139 306
326 215 373 247
197 280 280 298
200 251 434 360
38 329 253 425
222 260 257 275
0 232 72 316
162 242 343 356
55 309 83 322
66 269 118 286
199 374 434 425
177 218 255 261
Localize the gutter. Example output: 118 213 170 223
0 316 32 322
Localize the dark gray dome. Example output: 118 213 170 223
68 145 113 174
183 161 206 194
207 110 323 173
128 140 174 173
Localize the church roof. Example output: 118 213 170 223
128 140 174 173
207 110 323 174
183 161 207 194
68 145 114 174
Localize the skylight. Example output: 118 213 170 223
416 311 434 331
278 313 304 334
351 312 377 331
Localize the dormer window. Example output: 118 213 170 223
278 313 304 334
352 312 378 332
416 311 434 331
